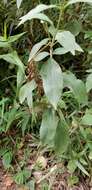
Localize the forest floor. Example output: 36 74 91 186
0 156 91 190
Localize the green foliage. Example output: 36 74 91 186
1 0 92 186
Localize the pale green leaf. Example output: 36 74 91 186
63 72 88 105
18 4 55 25
81 113 92 126
53 47 68 55
19 80 37 108
16 0 23 8
41 58 63 109
40 109 58 146
34 51 49 62
29 38 49 62
17 68 25 89
86 73 92 92
0 51 24 72
55 31 83 55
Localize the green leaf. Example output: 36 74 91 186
17 68 25 89
7 32 25 43
55 31 83 55
53 47 68 55
18 4 56 26
29 38 49 62
34 51 49 62
81 113 92 126
54 113 69 154
65 20 82 36
68 160 77 173
41 58 63 109
67 0 92 5
75 161 89 176
86 73 92 92
63 72 88 105
19 80 37 108
3 151 12 169
6 108 17 131
40 109 58 146
0 51 24 73
14 171 24 184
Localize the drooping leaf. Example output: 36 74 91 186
41 58 63 109
40 109 58 146
19 80 37 108
63 72 88 105
18 4 56 26
67 0 92 5
86 73 92 92
55 31 83 55
28 38 49 62
54 114 69 154
0 51 24 73
17 68 25 89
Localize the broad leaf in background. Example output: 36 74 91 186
28 38 49 62
63 72 88 106
86 73 92 92
81 109 92 126
56 31 83 55
19 80 37 108
54 112 69 154
0 51 24 73
18 4 56 26
16 0 23 8
41 58 63 109
40 109 58 146
67 0 92 5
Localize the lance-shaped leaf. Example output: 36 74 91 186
28 38 49 62
63 72 88 105
41 58 63 109
54 112 69 154
0 33 25 48
40 109 58 146
18 4 56 26
0 51 24 72
19 80 37 108
67 0 92 6
55 31 83 55
16 0 23 8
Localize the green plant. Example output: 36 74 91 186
1 0 92 186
